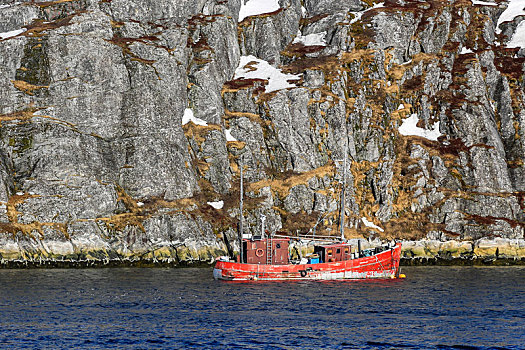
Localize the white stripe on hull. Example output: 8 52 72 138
213 268 397 281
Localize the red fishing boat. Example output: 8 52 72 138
213 237 402 281
215 146 403 281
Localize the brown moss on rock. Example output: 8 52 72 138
11 80 48 95
248 163 335 198
0 193 69 240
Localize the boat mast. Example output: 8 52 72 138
239 158 244 263
340 140 347 242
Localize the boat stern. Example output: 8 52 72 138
213 267 222 280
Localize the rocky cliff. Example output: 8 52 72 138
0 0 524 266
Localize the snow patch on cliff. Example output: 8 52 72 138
293 31 326 46
207 200 224 209
496 0 525 33
182 108 208 126
507 21 525 48
349 2 384 24
234 55 301 93
238 0 280 22
0 28 26 40
0 3 21 9
361 217 384 232
399 114 442 141
225 128 237 142
471 0 497 5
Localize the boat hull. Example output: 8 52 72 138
213 243 402 281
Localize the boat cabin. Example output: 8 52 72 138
242 237 290 265
241 236 355 265
313 243 352 263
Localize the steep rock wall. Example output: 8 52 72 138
0 0 523 265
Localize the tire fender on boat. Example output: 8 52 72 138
255 249 264 257
300 270 307 277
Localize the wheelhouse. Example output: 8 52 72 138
313 243 352 263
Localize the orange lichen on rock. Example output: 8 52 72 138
30 0 79 8
0 107 39 126
94 186 147 233
5 193 40 223
248 163 335 198
11 80 48 95
0 193 71 240
22 13 81 37
183 122 222 146
106 34 159 65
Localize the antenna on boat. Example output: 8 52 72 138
260 214 266 239
239 156 244 263
339 139 348 242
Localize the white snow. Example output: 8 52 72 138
460 47 473 54
137 202 144 207
233 55 301 93
181 108 208 126
207 200 224 209
225 128 237 142
349 12 363 25
292 31 327 46
301 6 307 16
507 20 525 48
349 2 385 25
0 3 20 9
397 103 405 110
496 0 525 33
361 217 384 232
0 28 26 40
399 114 442 141
238 0 280 22
471 0 497 5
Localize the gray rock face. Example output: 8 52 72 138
303 0 362 17
239 0 301 65
0 0 524 265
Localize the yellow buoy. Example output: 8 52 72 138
399 274 406 279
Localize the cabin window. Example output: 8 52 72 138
252 243 256 249
336 248 341 254
327 249 332 256
276 243 281 249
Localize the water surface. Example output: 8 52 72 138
0 266 523 349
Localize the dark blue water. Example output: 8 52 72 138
0 266 523 349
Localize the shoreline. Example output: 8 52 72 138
1 238 524 268
1 257 524 269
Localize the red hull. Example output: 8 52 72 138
214 243 402 281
